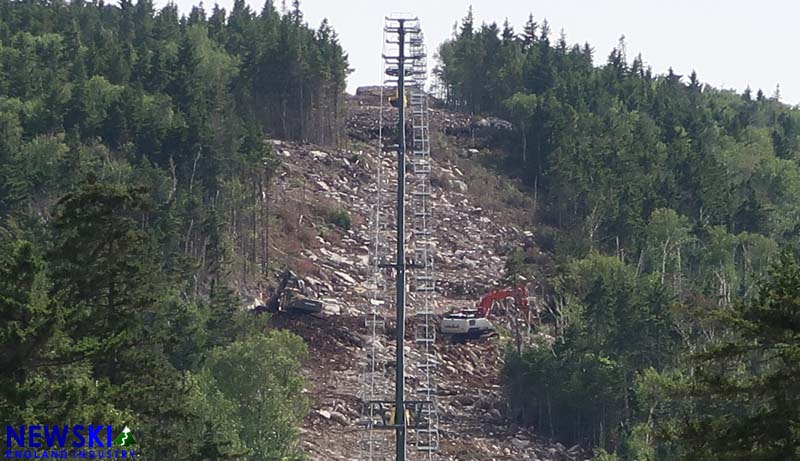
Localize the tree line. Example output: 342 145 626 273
437 8 800 460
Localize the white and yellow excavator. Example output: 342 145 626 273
440 285 530 338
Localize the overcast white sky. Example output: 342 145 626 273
166 0 799 105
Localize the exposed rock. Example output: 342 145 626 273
255 93 564 461
329 411 350 426
512 437 531 449
321 299 341 315
454 394 475 406
487 408 502 421
334 270 356 285
449 179 468 193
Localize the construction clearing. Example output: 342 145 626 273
256 53 584 461
250 15 584 461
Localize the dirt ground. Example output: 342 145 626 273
257 92 585 461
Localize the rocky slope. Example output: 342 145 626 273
258 90 585 461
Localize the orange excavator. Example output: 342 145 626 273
440 285 530 338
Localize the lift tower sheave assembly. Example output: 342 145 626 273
360 14 437 461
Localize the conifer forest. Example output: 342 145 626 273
1 2 798 460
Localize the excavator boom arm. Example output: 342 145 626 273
476 286 529 318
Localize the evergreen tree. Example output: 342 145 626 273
435 9 799 457
665 249 800 460
0 1 343 456
522 13 538 47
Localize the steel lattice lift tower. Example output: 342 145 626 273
360 14 437 461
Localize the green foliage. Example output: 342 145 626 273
328 207 352 230
643 208 693 287
206 330 309 460
441 13 797 458
503 248 535 284
0 1 339 457
437 10 797 263
0 182 311 459
657 249 800 460
503 92 537 165
594 448 620 461
506 253 681 450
